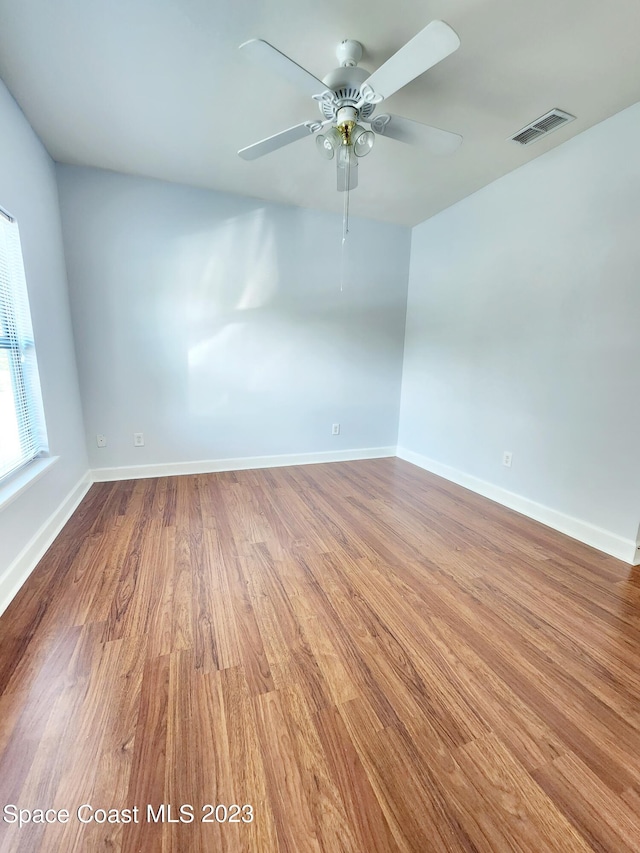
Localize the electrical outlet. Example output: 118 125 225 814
96 434 107 448
133 432 144 447
503 450 513 468
332 423 340 435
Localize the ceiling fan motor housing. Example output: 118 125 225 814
320 64 375 121
336 39 363 67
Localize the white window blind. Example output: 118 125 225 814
0 207 48 482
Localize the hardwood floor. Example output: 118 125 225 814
1 457 639 851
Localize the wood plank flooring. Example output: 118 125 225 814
1 457 639 851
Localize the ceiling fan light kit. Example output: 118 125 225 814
316 126 342 160
352 124 375 157
237 20 463 196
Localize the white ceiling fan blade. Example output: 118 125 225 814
238 122 321 160
337 147 358 191
370 113 462 155
364 21 460 100
239 39 326 97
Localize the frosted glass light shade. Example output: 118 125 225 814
316 127 342 160
352 124 374 157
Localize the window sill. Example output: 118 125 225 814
0 456 60 512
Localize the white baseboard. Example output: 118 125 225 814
91 446 397 483
0 472 93 617
5 446 633 622
397 447 639 566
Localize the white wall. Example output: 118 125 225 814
0 82 88 578
399 101 640 560
56 166 410 472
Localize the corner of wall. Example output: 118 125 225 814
397 447 638 566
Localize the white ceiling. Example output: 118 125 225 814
1 0 639 227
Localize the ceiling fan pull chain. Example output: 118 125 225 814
340 163 350 293
342 153 351 246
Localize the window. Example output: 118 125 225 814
0 206 48 483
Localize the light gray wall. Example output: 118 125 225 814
0 82 88 573
399 101 640 544
56 166 410 469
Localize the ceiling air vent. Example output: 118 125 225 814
509 109 575 146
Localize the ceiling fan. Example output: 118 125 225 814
237 21 462 192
